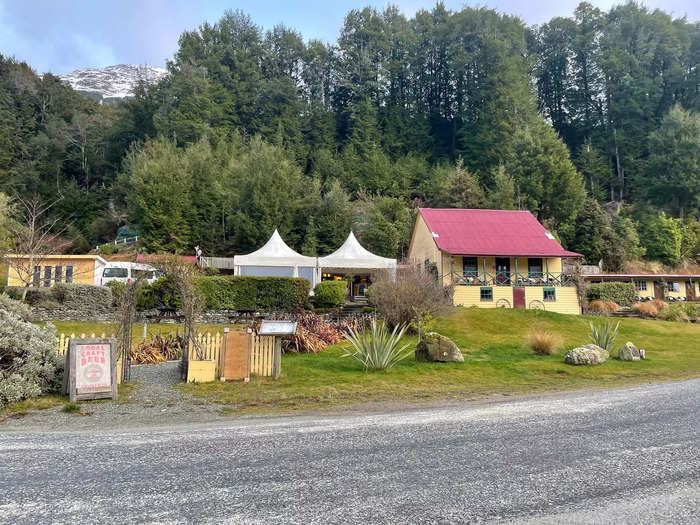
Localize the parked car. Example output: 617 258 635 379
100 262 162 285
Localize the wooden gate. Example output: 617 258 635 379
220 330 250 382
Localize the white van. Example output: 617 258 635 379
100 262 162 286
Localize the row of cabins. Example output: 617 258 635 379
6 208 698 312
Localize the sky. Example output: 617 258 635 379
0 0 698 75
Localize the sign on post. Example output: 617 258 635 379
65 338 118 403
258 320 297 379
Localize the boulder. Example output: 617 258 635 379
415 332 464 362
618 341 642 361
564 344 609 365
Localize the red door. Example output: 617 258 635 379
513 287 525 308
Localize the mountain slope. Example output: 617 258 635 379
59 64 167 103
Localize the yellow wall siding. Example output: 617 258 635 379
407 214 441 269
453 285 581 314
7 257 97 287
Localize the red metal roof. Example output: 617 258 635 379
418 208 583 257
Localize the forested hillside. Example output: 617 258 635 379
0 1 698 269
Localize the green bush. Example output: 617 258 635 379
659 302 699 322
312 280 347 308
586 282 636 307
0 294 58 408
137 277 180 310
4 287 52 305
196 276 310 312
105 281 127 305
53 283 112 310
99 243 116 255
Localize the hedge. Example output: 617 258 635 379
586 282 636 307
312 280 348 308
196 276 310 312
136 275 311 312
4 284 113 310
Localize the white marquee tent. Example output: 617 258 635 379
318 231 396 277
232 229 321 286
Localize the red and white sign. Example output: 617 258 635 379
75 343 111 394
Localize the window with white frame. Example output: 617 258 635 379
634 280 647 291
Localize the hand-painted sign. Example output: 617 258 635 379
67 338 118 402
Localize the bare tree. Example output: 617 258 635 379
3 195 70 301
155 255 205 363
367 262 454 332
113 278 146 383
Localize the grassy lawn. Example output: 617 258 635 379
180 307 700 414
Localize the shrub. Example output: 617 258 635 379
527 328 562 355
632 299 668 318
283 312 346 353
659 302 699 322
589 320 619 352
342 319 411 370
53 283 113 311
106 280 127 305
137 277 181 310
312 280 348 308
200 266 220 276
367 265 453 331
587 300 619 314
586 282 636 307
195 276 310 312
0 294 58 409
4 287 52 305
99 243 116 255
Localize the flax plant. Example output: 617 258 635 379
589 320 620 352
342 319 411 371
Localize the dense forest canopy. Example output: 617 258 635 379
0 1 698 269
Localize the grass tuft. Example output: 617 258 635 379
527 328 562 355
61 402 81 414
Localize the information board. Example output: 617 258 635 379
67 338 118 402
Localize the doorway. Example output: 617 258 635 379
653 281 665 300
495 258 511 285
513 287 525 308
686 281 697 301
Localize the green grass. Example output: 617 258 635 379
180 307 700 414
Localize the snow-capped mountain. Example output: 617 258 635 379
59 64 168 104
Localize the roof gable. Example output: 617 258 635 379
418 208 582 258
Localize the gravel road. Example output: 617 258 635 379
1 379 698 524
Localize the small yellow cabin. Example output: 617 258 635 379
5 254 107 288
582 273 699 302
408 208 583 315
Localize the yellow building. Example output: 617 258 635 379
408 208 583 315
582 273 699 302
5 254 108 288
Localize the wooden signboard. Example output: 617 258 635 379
220 329 251 382
65 338 118 403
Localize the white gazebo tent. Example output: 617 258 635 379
318 232 397 297
233 229 320 287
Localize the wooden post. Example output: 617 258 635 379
273 337 282 379
545 259 550 282
514 258 518 285
482 258 487 283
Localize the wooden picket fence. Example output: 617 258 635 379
58 330 278 378
250 335 275 377
57 333 113 356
